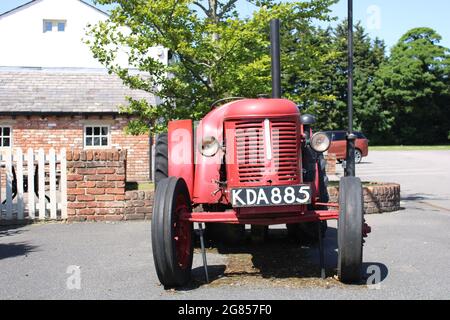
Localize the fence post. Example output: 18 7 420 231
60 148 67 220
49 148 57 219
27 148 35 220
16 148 24 220
38 148 46 220
5 149 13 220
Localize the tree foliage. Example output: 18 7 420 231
300 21 390 140
87 1 450 145
374 27 450 144
87 0 337 133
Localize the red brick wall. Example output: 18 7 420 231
0 115 149 182
66 149 153 222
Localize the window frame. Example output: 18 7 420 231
43 19 67 33
0 126 12 149
83 125 111 149
57 21 66 32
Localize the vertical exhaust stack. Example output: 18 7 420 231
270 19 281 99
345 0 356 177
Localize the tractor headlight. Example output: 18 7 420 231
310 132 331 153
200 136 220 157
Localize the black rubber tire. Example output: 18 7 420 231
151 177 193 288
205 224 245 246
355 149 363 164
154 133 168 189
287 151 329 244
337 176 364 284
250 225 269 244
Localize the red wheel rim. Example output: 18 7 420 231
173 194 191 269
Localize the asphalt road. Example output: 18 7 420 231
1 151 449 300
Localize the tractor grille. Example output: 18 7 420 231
271 120 299 182
235 121 265 183
235 119 299 184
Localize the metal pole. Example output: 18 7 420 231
318 222 326 279
198 223 209 283
270 19 282 99
345 0 356 177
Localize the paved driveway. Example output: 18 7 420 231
1 151 449 300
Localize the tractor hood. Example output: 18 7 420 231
193 98 301 203
221 98 299 120
197 98 300 153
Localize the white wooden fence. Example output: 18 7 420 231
0 148 67 221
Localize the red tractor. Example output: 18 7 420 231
151 16 369 287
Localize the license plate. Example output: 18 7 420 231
231 185 312 208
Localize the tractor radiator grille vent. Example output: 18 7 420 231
235 121 265 183
271 120 299 182
235 119 299 184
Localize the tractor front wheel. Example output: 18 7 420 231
151 177 193 288
337 176 364 284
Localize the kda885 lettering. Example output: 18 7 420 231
231 185 312 207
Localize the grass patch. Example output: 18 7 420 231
125 182 154 191
370 145 450 151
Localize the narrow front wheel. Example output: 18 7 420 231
151 177 193 288
337 176 364 284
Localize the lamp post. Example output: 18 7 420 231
345 0 356 177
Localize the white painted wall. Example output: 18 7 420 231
0 0 167 68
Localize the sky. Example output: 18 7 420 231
1 0 449 51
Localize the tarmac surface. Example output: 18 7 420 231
1 151 449 300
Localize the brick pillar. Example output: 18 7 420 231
66 149 127 222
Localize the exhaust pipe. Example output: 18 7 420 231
270 19 281 99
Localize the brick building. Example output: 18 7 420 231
0 68 154 182
0 0 165 183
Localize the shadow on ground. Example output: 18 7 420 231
402 193 450 202
0 225 36 260
0 242 37 260
0 224 29 238
179 227 388 290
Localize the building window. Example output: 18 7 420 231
43 20 66 33
44 21 53 32
58 22 65 32
0 127 12 148
84 126 110 148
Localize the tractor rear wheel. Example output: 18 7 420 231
154 133 168 189
337 176 364 284
151 177 193 288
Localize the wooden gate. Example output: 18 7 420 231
0 148 67 221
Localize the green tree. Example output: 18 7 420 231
375 27 450 144
302 21 390 141
86 0 336 133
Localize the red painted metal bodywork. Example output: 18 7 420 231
180 209 340 225
167 98 344 226
192 98 301 204
168 120 195 198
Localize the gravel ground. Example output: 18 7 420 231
0 151 449 300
